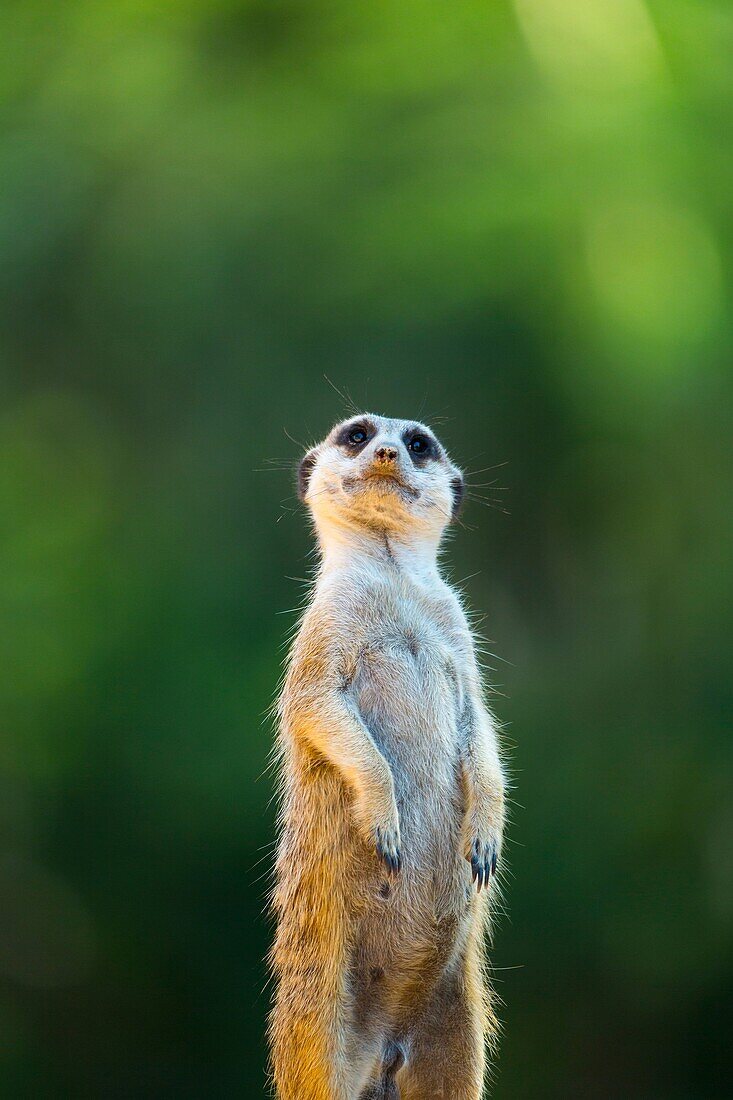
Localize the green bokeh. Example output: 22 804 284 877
1 2 731 1095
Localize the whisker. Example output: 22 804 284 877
465 482 508 490
323 374 359 414
283 426 309 449
466 495 511 515
464 462 509 477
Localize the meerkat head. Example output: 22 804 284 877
298 413 464 548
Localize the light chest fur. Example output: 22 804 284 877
292 557 474 897
335 564 470 864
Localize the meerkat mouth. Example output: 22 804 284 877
342 472 420 501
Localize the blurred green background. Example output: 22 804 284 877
2 1 732 1096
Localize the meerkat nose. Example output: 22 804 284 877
375 445 398 462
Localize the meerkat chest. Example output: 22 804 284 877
347 585 465 768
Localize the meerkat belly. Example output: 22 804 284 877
349 633 472 1013
351 633 466 882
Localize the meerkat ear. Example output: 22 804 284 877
298 448 319 502
450 471 465 522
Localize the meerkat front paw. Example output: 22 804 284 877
463 782 504 891
354 781 402 875
467 834 499 892
375 823 402 876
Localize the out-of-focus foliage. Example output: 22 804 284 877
1 1 731 1095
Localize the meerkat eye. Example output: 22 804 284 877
408 434 430 455
336 421 374 450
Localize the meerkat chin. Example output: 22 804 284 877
269 413 506 1100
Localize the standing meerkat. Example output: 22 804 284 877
269 413 506 1099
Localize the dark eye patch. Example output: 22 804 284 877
336 420 374 452
403 428 437 463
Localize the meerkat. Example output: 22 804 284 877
269 413 506 1100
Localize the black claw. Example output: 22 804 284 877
471 848 484 891
469 838 500 892
376 832 401 876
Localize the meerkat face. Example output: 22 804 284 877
298 414 464 540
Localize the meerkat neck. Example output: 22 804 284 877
317 523 442 583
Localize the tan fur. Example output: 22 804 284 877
269 414 506 1099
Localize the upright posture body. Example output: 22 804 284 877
270 414 506 1099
